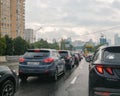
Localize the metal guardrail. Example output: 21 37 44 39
0 56 20 62
0 56 7 62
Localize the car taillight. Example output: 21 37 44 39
96 65 104 74
43 58 54 63
96 65 114 75
34 50 40 52
19 57 25 63
106 67 113 75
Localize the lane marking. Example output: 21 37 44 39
71 76 77 84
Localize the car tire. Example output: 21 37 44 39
51 69 58 81
0 80 15 96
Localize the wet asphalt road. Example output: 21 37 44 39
1 59 89 96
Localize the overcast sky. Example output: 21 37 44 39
25 0 120 43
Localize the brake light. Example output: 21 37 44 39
43 58 54 63
106 67 113 75
96 65 104 74
95 92 110 96
19 57 25 63
34 50 40 52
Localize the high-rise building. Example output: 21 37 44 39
99 33 108 45
114 34 120 45
0 0 11 37
25 29 34 43
0 0 25 39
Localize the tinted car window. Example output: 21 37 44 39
24 50 50 58
103 47 120 62
59 52 68 57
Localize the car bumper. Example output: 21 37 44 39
91 72 120 94
94 87 120 95
19 65 56 77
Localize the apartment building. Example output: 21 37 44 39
0 0 25 39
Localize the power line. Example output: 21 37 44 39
79 25 120 36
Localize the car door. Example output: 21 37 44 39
52 51 61 73
57 52 65 72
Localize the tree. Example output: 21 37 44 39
49 42 59 49
0 35 6 55
4 35 14 55
33 39 49 48
13 36 29 55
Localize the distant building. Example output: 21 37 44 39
25 29 34 43
72 40 85 51
0 0 25 39
85 39 95 47
107 39 112 46
99 34 108 45
114 34 120 45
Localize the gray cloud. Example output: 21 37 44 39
25 0 120 43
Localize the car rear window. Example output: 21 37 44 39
59 51 68 57
103 47 120 62
23 50 50 58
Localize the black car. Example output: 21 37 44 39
19 49 66 81
58 50 74 69
0 66 18 96
87 46 120 96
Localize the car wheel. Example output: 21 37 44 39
52 69 58 81
0 80 15 96
19 75 27 82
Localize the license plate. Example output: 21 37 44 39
27 62 39 65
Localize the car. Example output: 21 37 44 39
19 49 66 82
74 52 83 62
73 53 80 66
87 46 120 96
0 66 18 96
58 50 75 69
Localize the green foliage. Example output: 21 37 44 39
0 35 64 55
4 35 14 55
49 42 59 49
33 39 49 48
0 36 6 55
13 36 29 55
